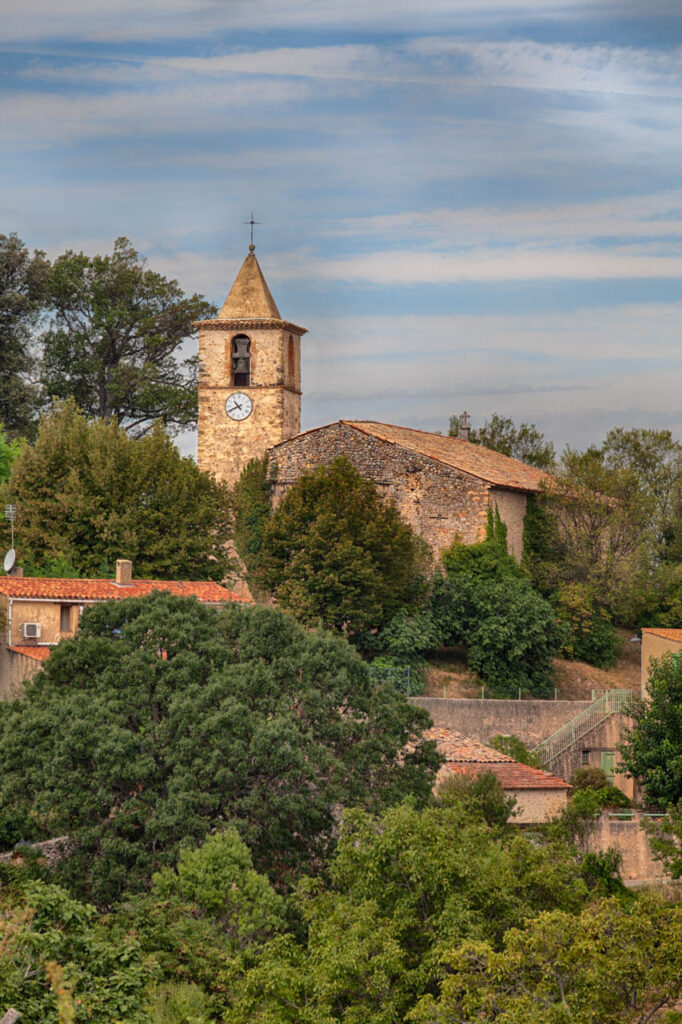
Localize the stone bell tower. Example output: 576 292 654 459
196 244 307 488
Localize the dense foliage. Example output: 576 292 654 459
0 593 440 905
257 457 428 634
231 456 274 586
0 233 50 438
620 652 682 809
451 411 556 469
0 400 232 579
41 237 215 436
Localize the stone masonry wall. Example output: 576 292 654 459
198 323 301 487
412 696 593 748
270 422 493 556
488 487 527 561
586 812 668 882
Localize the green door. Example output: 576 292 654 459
601 751 615 781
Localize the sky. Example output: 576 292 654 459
2 0 682 456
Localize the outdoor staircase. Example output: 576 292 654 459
532 689 633 769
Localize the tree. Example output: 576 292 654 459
40 237 215 436
619 652 682 809
226 800 589 1024
0 869 154 1023
258 457 428 634
450 412 555 469
231 457 274 586
0 426 22 484
411 896 682 1024
431 531 560 697
0 400 232 580
0 233 50 438
0 593 440 905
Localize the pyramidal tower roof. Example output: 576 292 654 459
219 245 281 319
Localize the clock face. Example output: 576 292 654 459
225 392 253 421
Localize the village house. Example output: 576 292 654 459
425 727 570 824
0 559 246 698
196 246 547 561
640 627 682 698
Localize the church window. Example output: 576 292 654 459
231 335 251 386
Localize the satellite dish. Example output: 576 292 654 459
3 549 16 573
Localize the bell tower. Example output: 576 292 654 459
196 244 306 488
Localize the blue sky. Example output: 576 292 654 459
2 0 682 454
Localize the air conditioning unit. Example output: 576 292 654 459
22 622 41 640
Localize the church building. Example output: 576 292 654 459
196 246 547 560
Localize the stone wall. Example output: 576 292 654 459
271 422 494 556
641 631 682 699
412 696 593 749
586 812 668 883
0 646 42 700
488 487 527 561
197 323 301 487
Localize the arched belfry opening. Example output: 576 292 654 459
231 335 251 386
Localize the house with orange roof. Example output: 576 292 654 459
641 627 682 698
425 727 570 824
0 559 247 698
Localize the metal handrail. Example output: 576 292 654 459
533 689 632 767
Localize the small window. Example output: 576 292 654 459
60 605 71 633
231 335 251 387
287 334 295 381
581 749 590 765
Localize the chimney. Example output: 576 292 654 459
8 565 23 578
458 411 471 442
116 559 133 586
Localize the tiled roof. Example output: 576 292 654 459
344 422 548 491
642 628 682 643
0 577 246 604
426 727 570 790
446 762 571 790
8 645 53 661
425 727 515 763
218 249 281 319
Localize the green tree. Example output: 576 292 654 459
619 652 682 809
231 456 274 586
0 233 50 438
488 734 541 767
0 425 22 485
411 896 682 1024
450 412 555 469
0 869 155 1023
258 457 428 634
40 237 215 436
0 400 231 580
0 593 440 905
226 801 589 1024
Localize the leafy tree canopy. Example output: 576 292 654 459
450 412 556 469
258 457 429 634
0 425 22 485
40 237 215 436
620 652 682 809
0 593 440 905
0 233 50 438
0 400 231 580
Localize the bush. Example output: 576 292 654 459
431 572 560 698
556 583 620 669
437 771 517 828
489 734 541 767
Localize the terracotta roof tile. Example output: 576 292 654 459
0 577 247 604
642 628 682 643
425 727 570 790
343 422 547 491
446 762 571 790
8 645 53 661
425 727 515 763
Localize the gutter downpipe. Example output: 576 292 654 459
7 597 12 646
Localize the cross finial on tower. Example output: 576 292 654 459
243 212 261 250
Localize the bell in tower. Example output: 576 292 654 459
195 242 307 488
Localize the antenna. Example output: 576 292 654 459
4 504 16 550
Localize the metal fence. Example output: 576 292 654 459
533 688 633 767
368 664 418 694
